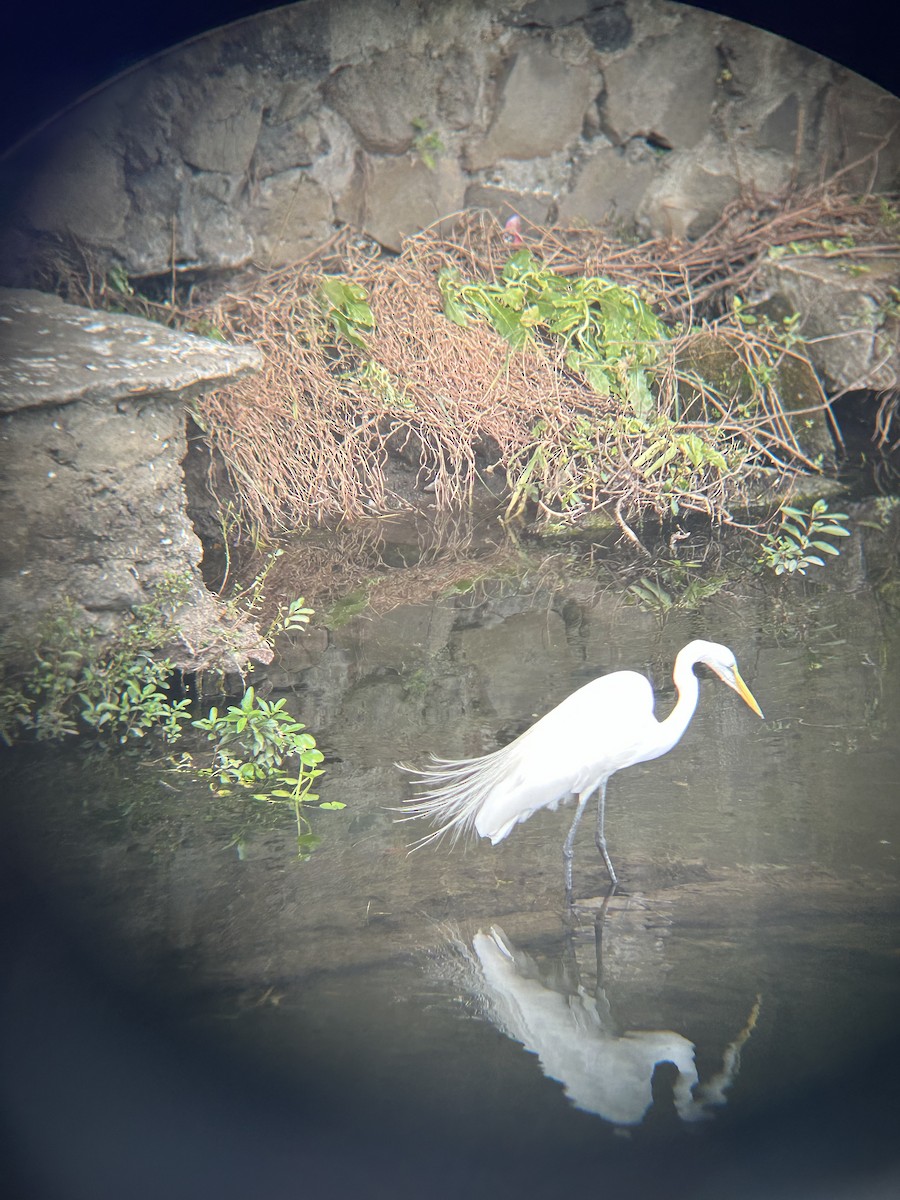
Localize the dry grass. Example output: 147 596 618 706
184 185 896 541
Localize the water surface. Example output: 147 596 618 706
3 531 899 1198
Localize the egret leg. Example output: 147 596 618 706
563 793 590 899
594 779 618 886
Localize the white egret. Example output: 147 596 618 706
399 640 764 892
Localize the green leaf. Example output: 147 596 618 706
622 367 656 419
816 525 851 537
780 522 805 541
631 438 668 471
501 248 535 280
441 293 469 327
641 443 678 476
437 269 471 327
346 300 374 327
482 296 529 346
319 801 346 810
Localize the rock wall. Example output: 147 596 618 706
1 0 898 284
0 0 897 656
0 288 270 670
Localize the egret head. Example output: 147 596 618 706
692 641 764 718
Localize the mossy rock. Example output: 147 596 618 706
675 332 834 467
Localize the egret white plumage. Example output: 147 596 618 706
399 639 763 893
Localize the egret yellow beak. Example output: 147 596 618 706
733 668 764 719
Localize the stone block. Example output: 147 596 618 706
557 146 656 227
262 627 330 690
755 257 900 395
0 289 268 670
463 183 555 227
247 170 334 268
638 152 740 240
601 17 719 149
345 155 467 252
306 109 360 200
182 177 256 272
121 163 189 275
466 42 599 169
174 68 263 176
713 24 836 179
253 112 320 178
823 75 900 191
436 49 481 132
0 289 261 414
637 141 790 240
23 125 128 247
324 50 449 155
326 0 426 63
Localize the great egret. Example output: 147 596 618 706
399 639 763 892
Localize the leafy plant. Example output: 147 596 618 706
627 577 674 614
505 409 744 523
316 277 375 349
192 686 321 784
731 297 804 352
107 263 134 296
627 564 728 615
190 686 333 856
0 575 337 857
411 117 444 170
272 596 315 637
0 576 193 746
759 500 851 575
439 249 668 418
628 418 734 516
0 603 93 742
78 655 192 743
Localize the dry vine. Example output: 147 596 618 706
185 184 896 541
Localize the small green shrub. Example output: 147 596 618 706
189 686 332 854
0 573 335 855
192 686 322 790
759 500 851 575
0 576 192 746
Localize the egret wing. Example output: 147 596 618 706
473 672 658 841
400 668 659 848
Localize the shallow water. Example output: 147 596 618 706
3 531 900 1198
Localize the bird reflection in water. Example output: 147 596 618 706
442 912 760 1128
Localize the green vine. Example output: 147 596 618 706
439 248 668 418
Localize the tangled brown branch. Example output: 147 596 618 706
189 185 896 540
